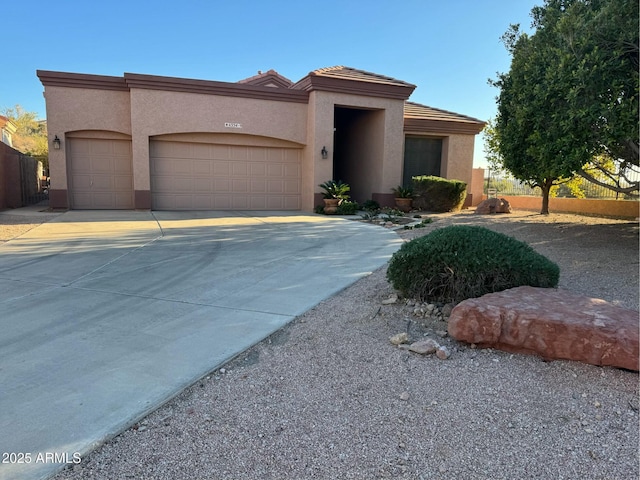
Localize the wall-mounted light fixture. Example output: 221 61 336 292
321 146 328 159
53 135 61 150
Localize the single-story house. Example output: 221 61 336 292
37 66 485 211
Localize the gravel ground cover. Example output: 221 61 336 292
3 209 638 480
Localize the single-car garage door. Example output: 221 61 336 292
150 140 301 210
68 138 134 209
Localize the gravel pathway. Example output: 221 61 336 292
6 209 638 480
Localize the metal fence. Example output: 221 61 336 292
485 168 640 200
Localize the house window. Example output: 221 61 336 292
403 136 442 186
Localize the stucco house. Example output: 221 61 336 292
37 66 485 211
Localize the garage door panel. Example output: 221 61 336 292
231 179 249 192
92 193 117 209
267 164 283 177
71 175 92 189
250 164 266 176
251 180 267 193
92 176 114 190
174 178 193 190
267 180 284 193
213 161 230 175
229 146 249 161
214 179 231 192
68 138 133 209
113 156 133 173
150 140 301 210
284 180 300 194
192 160 212 175
193 178 211 192
114 176 134 190
232 163 248 176
150 158 173 175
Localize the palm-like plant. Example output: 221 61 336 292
391 185 414 198
319 180 351 201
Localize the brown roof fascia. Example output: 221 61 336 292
36 70 129 91
404 118 485 135
292 74 415 100
404 101 486 135
124 73 308 103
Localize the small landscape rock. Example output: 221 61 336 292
382 294 398 305
390 333 409 345
408 338 440 355
441 303 455 317
435 330 448 338
400 391 410 401
436 346 451 360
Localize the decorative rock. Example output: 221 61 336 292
382 294 398 305
448 286 639 371
436 346 451 359
390 333 409 345
408 338 440 355
441 303 455 317
474 197 512 214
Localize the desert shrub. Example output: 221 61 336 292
412 176 467 212
387 225 559 303
336 200 359 215
362 199 380 212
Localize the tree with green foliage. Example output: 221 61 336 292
1 105 48 168
491 0 639 213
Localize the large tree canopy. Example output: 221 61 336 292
1 105 48 168
491 0 639 213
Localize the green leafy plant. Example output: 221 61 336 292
362 199 381 212
387 225 559 303
380 207 405 222
412 176 467 212
318 180 351 201
391 185 414 198
403 218 433 230
336 200 359 215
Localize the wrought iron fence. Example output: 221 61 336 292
485 169 640 200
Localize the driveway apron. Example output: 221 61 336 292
0 210 402 480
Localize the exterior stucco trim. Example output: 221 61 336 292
37 70 309 103
404 120 484 135
37 70 128 91
293 75 415 100
124 73 309 103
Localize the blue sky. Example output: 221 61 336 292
2 0 537 168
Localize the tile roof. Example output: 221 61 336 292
237 69 293 88
404 101 484 124
309 66 416 88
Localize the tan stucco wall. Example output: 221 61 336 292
489 196 640 218
44 86 131 192
470 167 485 206
129 89 308 192
440 134 475 189
306 91 405 209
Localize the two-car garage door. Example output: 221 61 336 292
150 140 302 210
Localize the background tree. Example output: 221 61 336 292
1 105 48 169
491 0 639 213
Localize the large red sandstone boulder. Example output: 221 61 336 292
448 286 639 371
474 197 512 214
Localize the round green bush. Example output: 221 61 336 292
387 225 559 303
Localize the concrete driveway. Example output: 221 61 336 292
0 210 402 480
